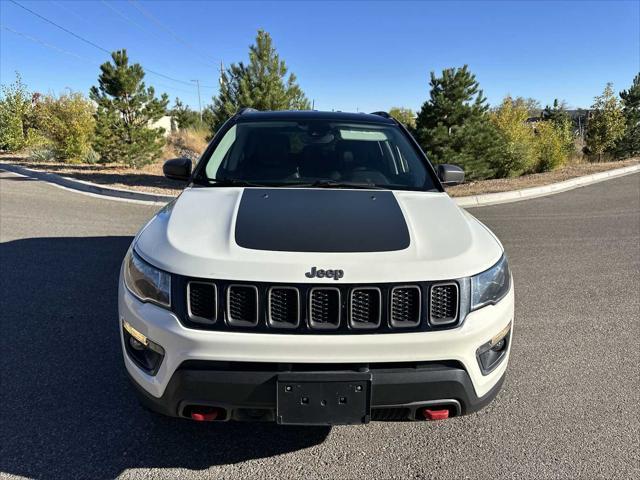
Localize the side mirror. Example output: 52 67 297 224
163 157 192 181
437 164 465 186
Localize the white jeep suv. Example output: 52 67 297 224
119 109 513 425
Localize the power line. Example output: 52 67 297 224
128 0 216 67
9 0 110 54
7 0 208 89
99 0 217 90
1 24 199 97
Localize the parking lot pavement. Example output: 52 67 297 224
1 170 638 479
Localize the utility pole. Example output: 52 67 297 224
191 79 202 123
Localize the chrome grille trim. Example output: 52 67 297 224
429 282 459 325
226 284 259 327
186 281 217 324
390 285 421 328
267 287 301 329
309 287 341 330
349 287 382 329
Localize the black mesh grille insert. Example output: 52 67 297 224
390 286 421 327
309 288 341 329
371 407 411 421
227 285 258 326
430 283 458 325
350 288 381 329
187 282 217 323
268 287 300 328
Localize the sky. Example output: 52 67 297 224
1 0 639 113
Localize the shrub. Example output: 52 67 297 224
82 148 100 165
165 127 208 161
37 93 96 163
533 121 567 172
490 97 537 177
0 73 33 152
27 147 56 162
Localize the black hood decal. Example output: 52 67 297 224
235 189 410 253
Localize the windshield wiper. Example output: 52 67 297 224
203 178 275 188
285 180 386 190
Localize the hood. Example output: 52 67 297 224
135 186 503 283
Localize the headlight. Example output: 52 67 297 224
471 255 510 310
124 249 171 308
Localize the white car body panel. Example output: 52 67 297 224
119 276 514 399
135 187 503 283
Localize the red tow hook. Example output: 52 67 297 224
422 408 450 421
191 409 219 422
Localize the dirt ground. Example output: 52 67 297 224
1 154 637 197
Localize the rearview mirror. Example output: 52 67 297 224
163 158 192 181
437 164 465 186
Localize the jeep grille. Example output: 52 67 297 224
268 287 300 329
227 285 259 327
390 286 421 327
187 281 217 323
309 288 341 329
429 283 459 325
178 278 464 333
349 288 382 329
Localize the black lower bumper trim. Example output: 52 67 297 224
127 360 505 422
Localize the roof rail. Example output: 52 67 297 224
237 107 258 115
370 111 391 119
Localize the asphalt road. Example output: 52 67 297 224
1 171 639 480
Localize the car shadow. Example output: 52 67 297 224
0 236 330 479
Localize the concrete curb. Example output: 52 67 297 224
2 161 638 207
0 162 175 205
453 164 640 207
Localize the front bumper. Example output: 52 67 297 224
119 274 514 421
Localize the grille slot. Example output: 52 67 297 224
390 286 421 328
309 288 341 329
226 285 259 327
429 283 459 325
349 288 382 329
268 287 300 329
187 282 217 323
371 407 411 421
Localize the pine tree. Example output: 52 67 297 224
615 73 640 158
585 83 626 161
171 98 201 130
90 50 169 167
415 65 502 180
209 30 310 132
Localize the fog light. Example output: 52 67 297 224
122 320 165 375
491 338 506 352
476 322 511 375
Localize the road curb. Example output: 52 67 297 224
0 162 175 204
453 164 640 207
1 161 638 207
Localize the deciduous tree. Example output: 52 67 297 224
389 107 416 129
37 92 95 163
585 83 625 160
0 73 33 151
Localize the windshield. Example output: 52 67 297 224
198 120 438 191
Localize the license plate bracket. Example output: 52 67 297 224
276 372 372 425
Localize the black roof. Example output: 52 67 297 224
236 110 396 125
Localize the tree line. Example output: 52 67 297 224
1 29 638 179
